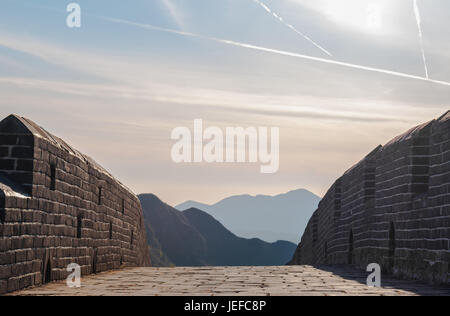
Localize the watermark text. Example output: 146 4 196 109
171 119 279 174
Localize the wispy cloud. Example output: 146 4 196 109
0 54 27 70
0 76 430 124
0 31 156 85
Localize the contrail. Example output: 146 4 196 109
413 0 429 79
251 0 332 57
99 16 450 87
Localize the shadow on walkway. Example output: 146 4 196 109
316 265 450 296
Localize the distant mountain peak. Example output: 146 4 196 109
139 194 297 267
175 188 321 244
183 207 208 215
212 188 320 205
139 193 163 203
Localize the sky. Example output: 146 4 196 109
0 0 449 205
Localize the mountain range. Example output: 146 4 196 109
139 194 296 267
176 189 321 243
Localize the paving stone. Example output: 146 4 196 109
9 265 450 296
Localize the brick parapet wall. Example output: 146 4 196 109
290 113 450 285
0 132 34 195
0 115 150 294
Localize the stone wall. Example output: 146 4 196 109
0 115 151 294
290 111 450 285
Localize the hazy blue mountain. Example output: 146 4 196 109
176 189 321 243
139 194 297 267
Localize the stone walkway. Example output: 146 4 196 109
9 265 450 296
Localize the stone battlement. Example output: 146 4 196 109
290 111 450 285
0 115 151 294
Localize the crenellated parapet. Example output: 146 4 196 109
0 115 151 294
290 111 450 285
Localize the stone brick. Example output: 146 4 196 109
16 159 33 172
0 265 12 279
11 147 33 159
0 147 9 158
0 114 151 294
0 159 15 170
17 135 33 146
7 278 19 292
0 280 7 295
8 172 33 185
0 252 14 265
0 135 17 145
